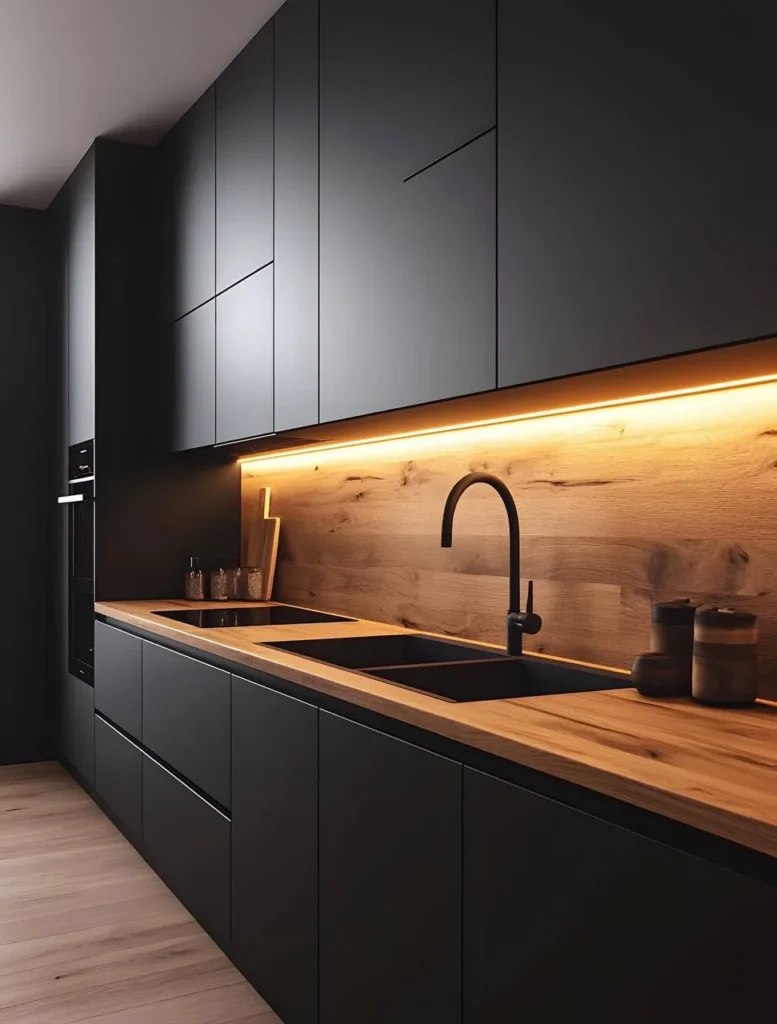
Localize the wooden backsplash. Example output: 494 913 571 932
242 380 777 697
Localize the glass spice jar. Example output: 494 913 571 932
240 567 264 601
210 567 229 601
226 567 242 601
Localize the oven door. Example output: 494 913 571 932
58 477 94 684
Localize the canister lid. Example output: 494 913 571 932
694 606 757 630
651 598 699 626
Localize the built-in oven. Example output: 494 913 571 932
58 441 95 684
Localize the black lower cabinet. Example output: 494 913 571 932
463 768 777 1024
94 622 142 740
94 715 142 841
142 754 230 949
60 674 94 787
319 712 462 1024
142 640 230 809
231 675 318 1024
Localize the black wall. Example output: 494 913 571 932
0 205 54 764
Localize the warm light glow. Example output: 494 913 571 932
240 372 777 473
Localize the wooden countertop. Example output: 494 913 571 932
96 598 777 859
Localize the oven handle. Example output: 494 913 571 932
57 494 84 504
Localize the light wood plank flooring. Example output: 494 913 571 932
0 761 281 1023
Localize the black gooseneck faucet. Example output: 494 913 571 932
440 472 542 656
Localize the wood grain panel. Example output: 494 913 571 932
242 377 777 696
97 601 777 857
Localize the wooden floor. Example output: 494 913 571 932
0 762 281 1023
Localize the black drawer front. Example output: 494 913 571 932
94 715 142 841
94 622 142 740
142 640 230 808
142 754 231 948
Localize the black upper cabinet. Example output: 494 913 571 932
498 2 777 387
169 301 216 451
319 712 462 1024
319 0 496 422
216 23 274 294
161 88 216 322
232 674 318 1024
274 0 319 432
463 767 777 1023
215 265 273 443
68 148 96 446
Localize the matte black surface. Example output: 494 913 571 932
142 640 230 808
463 766 777 1023
216 22 274 292
216 265 273 442
0 205 54 763
154 604 354 627
94 621 142 740
142 754 230 949
370 654 628 703
170 301 216 451
319 712 461 1024
319 0 496 421
161 87 216 321
94 715 142 841
273 0 319 431
67 148 96 446
60 673 94 787
264 633 507 669
232 675 318 1024
498 2 777 388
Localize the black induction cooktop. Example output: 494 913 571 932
153 605 355 628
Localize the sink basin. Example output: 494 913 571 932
152 605 355 628
262 633 507 669
263 632 627 702
370 655 628 702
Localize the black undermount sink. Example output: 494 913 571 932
153 605 355 628
263 633 507 670
263 633 627 702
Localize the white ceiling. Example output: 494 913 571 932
0 0 285 209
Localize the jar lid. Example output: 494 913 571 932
651 599 699 625
694 605 757 629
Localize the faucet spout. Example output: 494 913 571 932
440 472 541 655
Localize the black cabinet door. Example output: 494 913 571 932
498 2 777 388
170 300 215 451
60 673 94 788
216 23 273 294
274 0 319 432
319 712 462 1024
94 715 142 841
319 0 496 422
232 675 317 1024
93 622 142 740
215 265 273 443
463 767 777 1023
68 147 95 446
142 640 230 808
143 753 230 949
162 88 216 322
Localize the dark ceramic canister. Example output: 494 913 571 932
650 598 699 694
631 652 688 698
692 606 758 707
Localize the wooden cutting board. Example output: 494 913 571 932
241 486 280 600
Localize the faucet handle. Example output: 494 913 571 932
518 580 542 636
